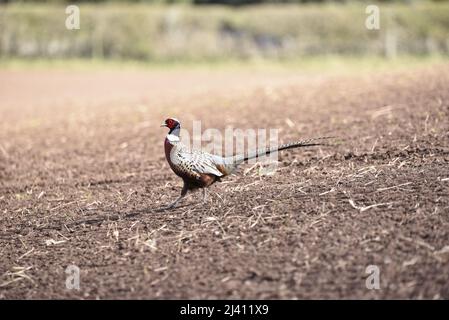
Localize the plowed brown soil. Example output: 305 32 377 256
1 65 448 299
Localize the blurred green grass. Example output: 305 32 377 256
1 2 448 61
1 55 447 74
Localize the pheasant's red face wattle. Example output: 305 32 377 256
163 118 180 129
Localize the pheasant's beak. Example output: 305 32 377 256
160 123 167 127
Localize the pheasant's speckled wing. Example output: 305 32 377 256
174 148 224 177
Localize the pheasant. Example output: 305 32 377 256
160 118 331 209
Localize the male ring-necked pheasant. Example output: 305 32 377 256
161 118 331 209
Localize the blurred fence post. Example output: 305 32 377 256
385 28 397 59
384 11 397 59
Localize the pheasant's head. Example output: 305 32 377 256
161 118 181 134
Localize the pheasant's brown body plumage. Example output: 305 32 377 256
160 118 331 209
164 136 224 190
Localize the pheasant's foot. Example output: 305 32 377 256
157 194 186 212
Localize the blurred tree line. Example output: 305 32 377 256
2 1 449 60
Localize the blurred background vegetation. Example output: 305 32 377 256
0 0 448 63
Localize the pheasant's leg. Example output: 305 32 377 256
160 183 188 210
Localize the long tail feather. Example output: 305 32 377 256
233 136 334 165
